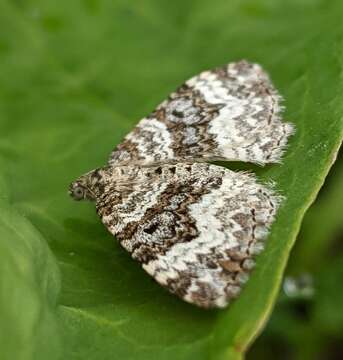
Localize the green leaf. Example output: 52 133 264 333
0 176 61 360
249 158 343 359
288 158 343 273
1 0 343 359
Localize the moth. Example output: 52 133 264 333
69 61 294 308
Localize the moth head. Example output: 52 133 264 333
69 181 93 201
69 182 86 201
69 170 100 201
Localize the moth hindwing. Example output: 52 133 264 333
70 60 293 308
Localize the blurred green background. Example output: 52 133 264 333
1 0 342 359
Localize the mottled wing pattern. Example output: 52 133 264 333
95 163 281 308
109 60 294 166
